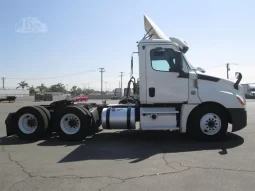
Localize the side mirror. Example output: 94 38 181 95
196 67 206 73
235 72 240 79
234 72 242 90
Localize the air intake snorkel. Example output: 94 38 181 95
234 72 242 90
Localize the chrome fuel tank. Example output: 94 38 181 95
101 107 136 129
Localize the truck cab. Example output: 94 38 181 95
135 15 247 139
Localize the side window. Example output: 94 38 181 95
152 60 169 71
150 48 177 72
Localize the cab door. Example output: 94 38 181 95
146 45 189 104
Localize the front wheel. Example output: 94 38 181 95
187 105 228 141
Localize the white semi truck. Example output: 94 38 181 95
5 15 247 141
241 83 255 98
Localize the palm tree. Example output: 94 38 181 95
16 81 29 90
36 83 47 93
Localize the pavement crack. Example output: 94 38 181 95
99 179 125 191
7 178 30 191
162 153 177 170
7 151 33 178
1 146 32 178
4 149 189 191
98 168 190 191
2 147 32 191
175 162 255 173
36 174 124 181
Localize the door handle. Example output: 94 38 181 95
149 87 155 97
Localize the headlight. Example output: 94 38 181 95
237 96 244 105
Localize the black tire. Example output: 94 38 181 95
187 104 228 141
72 105 100 133
14 106 48 140
55 106 91 141
72 105 97 133
35 105 52 136
35 106 51 122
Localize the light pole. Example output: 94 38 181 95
105 82 107 92
120 72 124 96
99 68 105 95
226 63 238 79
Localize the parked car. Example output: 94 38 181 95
71 95 88 102
0 96 16 103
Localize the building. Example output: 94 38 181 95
0 89 29 98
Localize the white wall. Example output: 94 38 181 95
0 89 29 98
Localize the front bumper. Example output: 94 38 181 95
228 108 247 132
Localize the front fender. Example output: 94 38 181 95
198 80 245 109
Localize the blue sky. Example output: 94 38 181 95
0 0 255 90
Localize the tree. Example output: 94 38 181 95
36 83 47 93
83 88 96 95
16 81 29 90
47 83 66 93
70 86 83 96
28 85 37 95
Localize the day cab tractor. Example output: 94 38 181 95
5 15 247 141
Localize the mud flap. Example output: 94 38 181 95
5 113 16 136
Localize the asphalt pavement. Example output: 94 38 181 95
1 99 255 191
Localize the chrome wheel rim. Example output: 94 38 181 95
200 113 221 135
60 114 81 135
18 113 38 134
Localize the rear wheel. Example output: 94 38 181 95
73 106 99 133
35 105 52 135
35 105 51 122
55 106 91 141
14 106 48 140
187 104 228 141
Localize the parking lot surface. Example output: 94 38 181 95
1 99 255 191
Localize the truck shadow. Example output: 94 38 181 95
0 135 38 145
0 130 244 163
37 130 244 163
